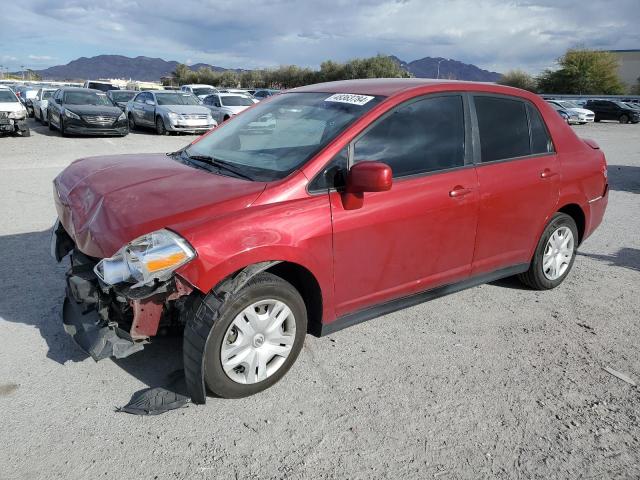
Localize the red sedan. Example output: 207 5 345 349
52 79 608 402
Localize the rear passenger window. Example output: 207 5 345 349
527 104 553 154
474 96 530 162
353 95 465 177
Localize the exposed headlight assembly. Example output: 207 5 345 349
94 229 195 287
117 112 126 121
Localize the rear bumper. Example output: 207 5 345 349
584 184 609 241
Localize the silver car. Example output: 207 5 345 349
33 88 57 125
125 91 217 135
201 93 256 123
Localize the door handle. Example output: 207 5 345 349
540 169 557 179
449 186 472 198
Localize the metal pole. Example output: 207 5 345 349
436 59 444 79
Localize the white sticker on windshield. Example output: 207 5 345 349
324 93 374 106
96 93 106 96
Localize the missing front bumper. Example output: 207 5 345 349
62 296 144 361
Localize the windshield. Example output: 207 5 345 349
193 88 217 96
111 91 136 102
64 91 112 106
42 90 54 100
156 93 201 106
0 90 18 102
184 92 383 181
615 101 631 109
221 95 254 107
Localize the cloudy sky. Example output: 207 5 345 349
1 0 638 74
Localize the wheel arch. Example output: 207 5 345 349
188 258 326 337
557 203 586 244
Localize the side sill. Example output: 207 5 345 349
320 263 529 336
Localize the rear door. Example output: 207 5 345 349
471 95 559 275
330 94 479 316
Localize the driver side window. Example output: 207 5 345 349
353 95 465 178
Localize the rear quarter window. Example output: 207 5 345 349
527 104 553 154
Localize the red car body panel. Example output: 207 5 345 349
54 79 608 334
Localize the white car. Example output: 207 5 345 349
180 84 219 100
0 86 30 136
547 100 595 124
201 93 255 123
32 88 57 125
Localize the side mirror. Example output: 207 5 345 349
145 99 155 106
346 161 392 193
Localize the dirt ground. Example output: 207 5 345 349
0 119 638 479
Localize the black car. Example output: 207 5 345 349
584 100 640 124
106 90 137 111
47 87 128 136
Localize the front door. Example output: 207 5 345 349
330 94 479 317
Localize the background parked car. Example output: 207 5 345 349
180 84 219 100
585 99 640 124
549 104 580 124
126 90 216 135
83 80 120 92
14 86 38 117
0 86 30 136
47 87 128 136
107 90 137 110
32 87 57 125
253 89 280 101
202 93 255 123
546 99 594 124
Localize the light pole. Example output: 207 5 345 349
436 58 445 79
0 65 3 80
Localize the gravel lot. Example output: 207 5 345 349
1 119 639 479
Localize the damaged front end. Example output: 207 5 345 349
53 221 195 361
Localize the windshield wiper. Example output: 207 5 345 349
182 151 254 181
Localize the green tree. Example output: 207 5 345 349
497 69 537 92
537 48 624 94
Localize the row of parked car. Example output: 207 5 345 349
546 98 640 125
0 81 281 138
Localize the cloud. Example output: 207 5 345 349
28 55 56 61
0 0 638 74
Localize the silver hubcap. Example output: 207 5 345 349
542 226 574 280
220 299 296 384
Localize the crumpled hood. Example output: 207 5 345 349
0 101 25 113
53 153 266 258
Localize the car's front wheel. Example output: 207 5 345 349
184 272 307 400
518 212 578 290
156 116 168 135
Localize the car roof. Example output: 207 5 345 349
183 84 215 88
109 89 137 93
218 92 251 97
291 78 521 97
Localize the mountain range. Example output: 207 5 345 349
24 54 501 82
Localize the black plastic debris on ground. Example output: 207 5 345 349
117 370 190 415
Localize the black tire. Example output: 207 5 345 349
518 213 578 290
155 116 168 135
41 109 48 126
594 117 600 122
19 127 31 137
128 113 136 131
183 272 307 401
223 115 230 122
619 114 629 124
59 118 67 137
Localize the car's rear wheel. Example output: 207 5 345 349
155 116 168 135
183 272 307 399
619 114 629 124
518 213 578 290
